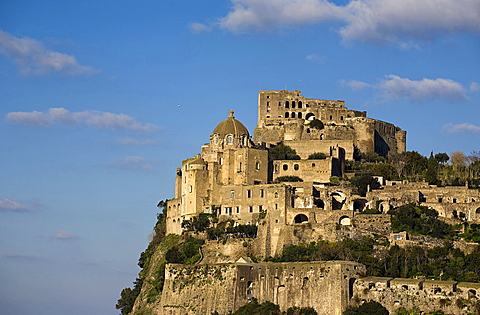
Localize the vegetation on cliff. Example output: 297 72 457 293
269 238 480 282
346 149 480 188
212 298 318 315
268 143 301 161
388 204 457 239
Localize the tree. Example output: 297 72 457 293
343 301 389 315
268 143 301 160
434 153 449 164
424 153 439 185
451 151 467 167
277 176 303 182
399 151 427 177
286 306 318 315
308 152 327 159
349 174 380 196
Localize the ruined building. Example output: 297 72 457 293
135 90 480 315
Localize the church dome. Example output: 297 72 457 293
212 110 249 137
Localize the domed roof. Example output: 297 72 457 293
213 110 249 137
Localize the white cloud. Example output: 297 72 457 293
209 0 480 44
6 108 159 132
443 123 480 134
219 0 343 33
53 230 79 240
339 0 480 44
342 79 370 91
377 75 467 102
189 22 213 34
0 198 33 212
0 29 97 76
109 156 154 171
116 137 157 146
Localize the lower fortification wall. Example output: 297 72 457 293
354 276 480 314
159 261 366 315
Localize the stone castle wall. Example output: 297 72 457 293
159 261 366 315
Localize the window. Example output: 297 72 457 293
256 162 260 170
298 112 302 119
214 135 218 145
219 158 223 165
278 102 282 106
189 185 193 193
260 189 264 197
292 101 296 108
249 206 253 213
236 206 240 213
247 190 252 198
283 164 288 171
275 204 278 209
329 115 333 120
285 101 289 108
291 112 296 118
226 135 233 144
238 162 242 172
294 164 299 171
298 101 302 108
285 112 290 118
231 190 235 199
259 205 263 212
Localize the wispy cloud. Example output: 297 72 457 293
189 22 213 34
2 253 40 261
6 108 159 132
306 54 326 64
344 75 468 102
342 79 370 91
0 198 34 212
443 123 480 134
0 29 97 76
116 137 157 146
52 230 79 240
109 156 154 171
470 82 480 92
203 0 480 45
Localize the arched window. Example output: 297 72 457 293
298 101 302 108
294 214 308 223
292 101 296 108
339 216 351 226
291 112 296 118
298 112 302 119
294 164 299 170
226 135 233 144
285 101 289 108
283 164 288 171
285 112 290 118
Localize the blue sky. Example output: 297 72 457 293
0 1 479 314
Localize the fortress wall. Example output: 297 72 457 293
354 277 480 315
160 261 366 315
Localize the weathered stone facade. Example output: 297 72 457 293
146 90 480 315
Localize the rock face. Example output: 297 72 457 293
159 261 366 315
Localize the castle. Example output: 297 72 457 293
143 90 480 315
